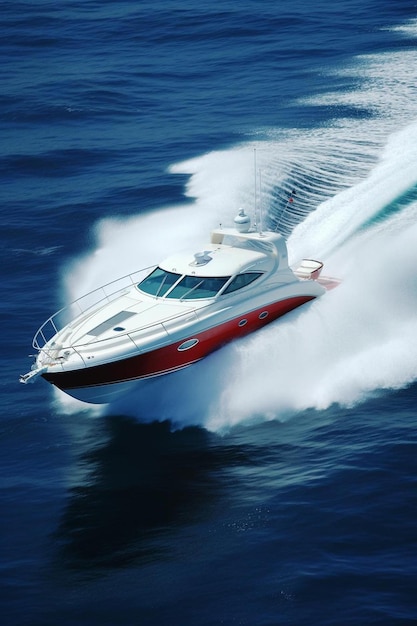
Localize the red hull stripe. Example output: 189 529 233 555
43 295 314 391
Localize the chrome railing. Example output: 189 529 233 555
32 266 155 351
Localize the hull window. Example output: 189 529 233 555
178 338 199 351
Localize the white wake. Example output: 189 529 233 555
55 22 417 429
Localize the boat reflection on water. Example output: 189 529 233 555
55 417 247 570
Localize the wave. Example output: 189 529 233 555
56 29 417 429
56 119 417 430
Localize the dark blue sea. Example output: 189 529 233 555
2 1 417 624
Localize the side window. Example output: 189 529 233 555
222 272 263 295
137 267 181 297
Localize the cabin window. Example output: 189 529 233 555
166 275 230 300
137 267 181 297
222 272 263 295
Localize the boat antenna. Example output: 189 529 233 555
275 189 296 232
258 168 263 235
253 148 264 235
253 148 258 230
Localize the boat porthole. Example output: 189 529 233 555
238 319 248 327
178 338 199 351
113 326 125 332
259 311 269 320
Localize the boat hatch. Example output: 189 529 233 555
87 311 136 336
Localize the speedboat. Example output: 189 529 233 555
20 210 338 404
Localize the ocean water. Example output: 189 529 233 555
2 0 417 624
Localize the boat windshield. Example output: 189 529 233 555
137 267 181 297
166 275 230 300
